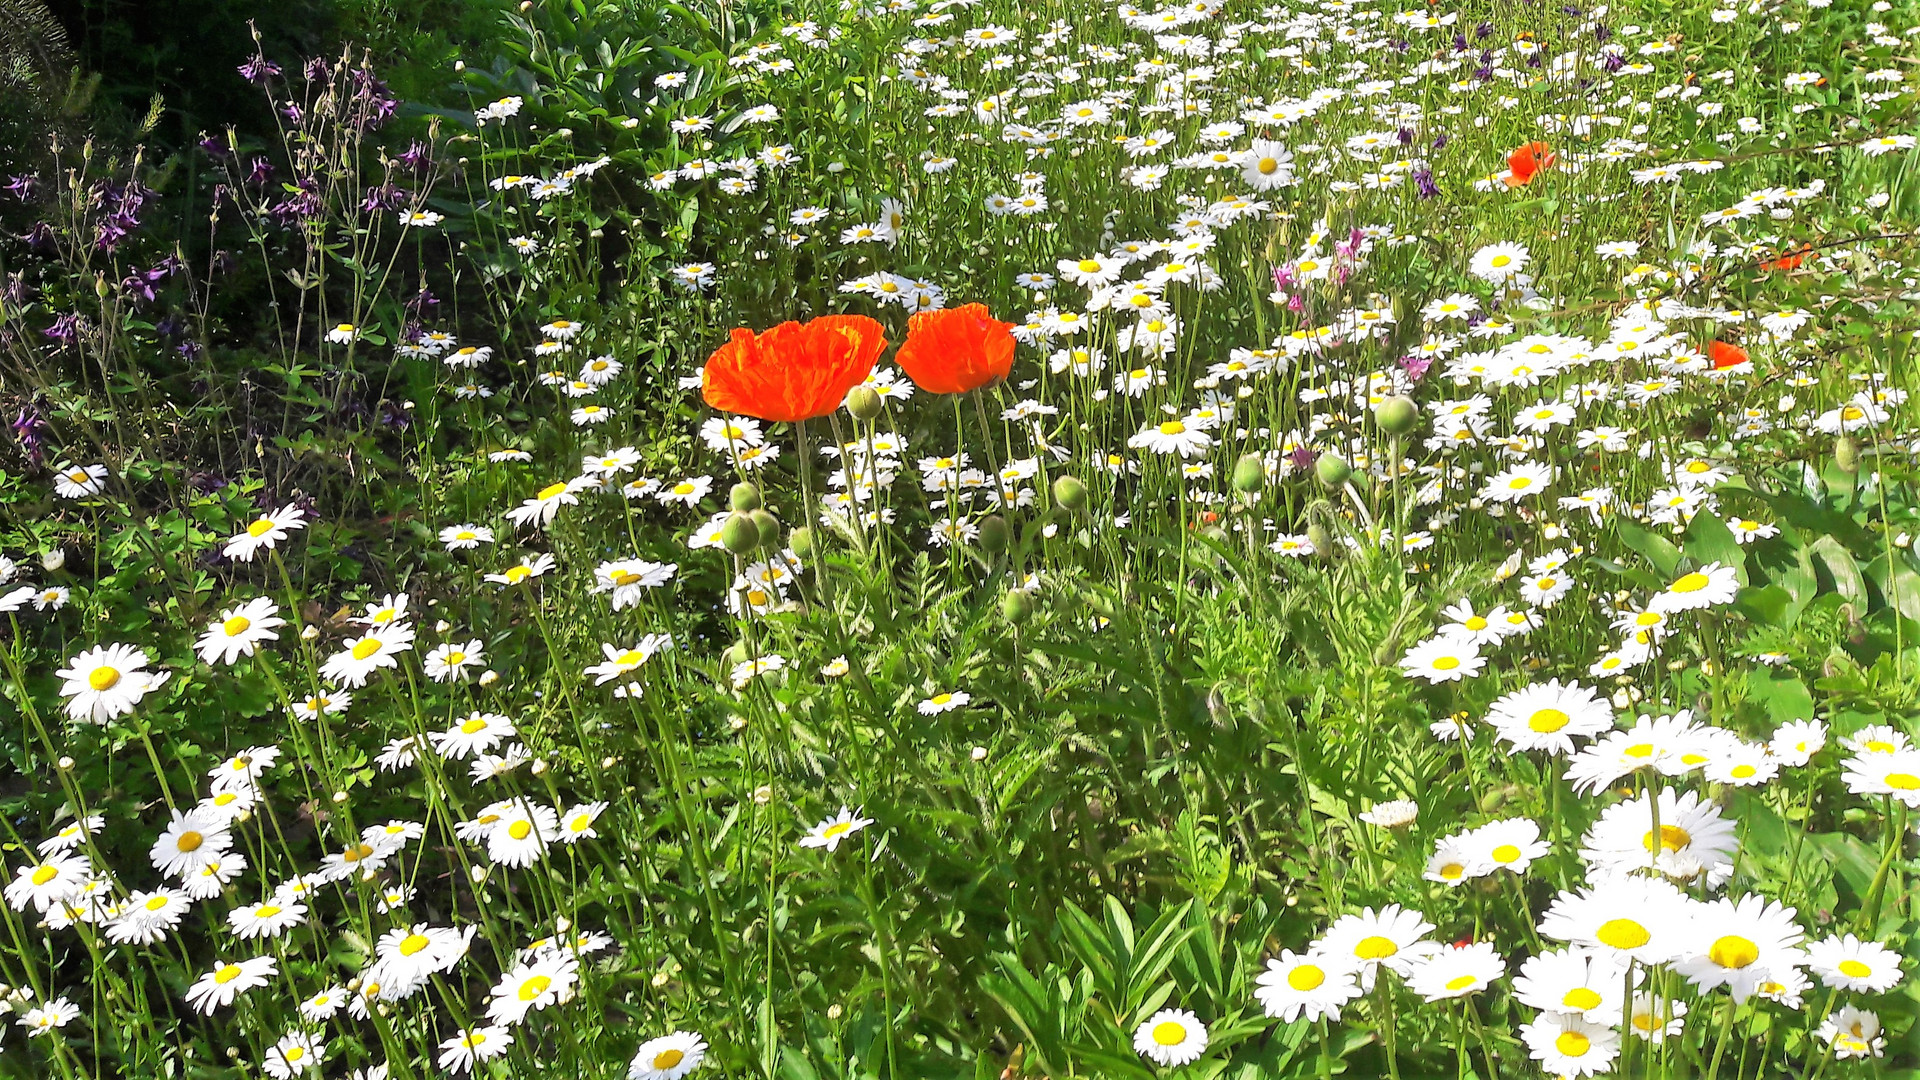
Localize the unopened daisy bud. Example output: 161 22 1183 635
978 514 1010 553
753 785 773 804
556 916 572 933
1314 452 1352 489
827 1004 843 1020
435 619 452 633
1001 589 1034 625
479 669 500 686
730 715 749 732
301 624 319 641
1374 395 1418 436
1610 689 1632 709
789 526 814 557
720 512 760 555
530 759 548 776
57 756 74 771
40 547 65 572
1835 435 1861 473
331 791 348 803
651 971 670 988
601 756 617 769
1230 453 1265 494
470 865 487 883
845 386 883 421
1052 474 1089 512
750 508 782 547
729 481 763 512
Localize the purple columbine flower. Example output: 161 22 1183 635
397 140 432 172
44 313 83 345
3 174 36 200
238 55 281 84
11 402 46 466
1414 168 1440 199
1399 354 1434 381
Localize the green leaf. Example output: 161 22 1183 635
1683 512 1747 582
1809 535 1867 605
1617 518 1682 578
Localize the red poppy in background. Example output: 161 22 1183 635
1708 340 1750 370
1503 141 1556 187
1760 245 1812 272
701 315 887 422
893 303 1017 394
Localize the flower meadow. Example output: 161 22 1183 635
3 0 1920 1075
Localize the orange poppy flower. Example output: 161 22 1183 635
1707 340 1749 370
701 315 887 422
1503 142 1556 187
893 303 1017 395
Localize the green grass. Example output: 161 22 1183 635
1 0 1919 1076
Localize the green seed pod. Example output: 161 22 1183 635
1835 435 1861 474
1000 589 1034 625
1052 475 1089 512
1315 452 1353 490
788 526 814 558
1374 395 1418 436
1231 452 1266 494
845 386 884 421
723 641 751 667
729 481 763 512
720 512 760 555
750 509 782 547
978 514 1011 554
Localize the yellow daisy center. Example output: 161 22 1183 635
1528 708 1570 733
1669 572 1710 593
1708 935 1760 970
1288 964 1325 991
89 666 123 691
1563 987 1602 1010
1595 918 1650 950
1353 935 1398 960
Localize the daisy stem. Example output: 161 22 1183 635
1374 980 1401 1080
1465 995 1499 1080
1855 796 1905 935
1705 993 1737 1080
857 853 901 1080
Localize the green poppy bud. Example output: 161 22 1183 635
788 526 814 558
1231 453 1265 494
845 386 883 421
979 514 1010 553
1052 475 1089 512
729 481 762 512
750 509 782 547
1835 435 1861 473
1315 452 1352 490
1001 590 1034 624
720 513 760 555
1374 395 1418 436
